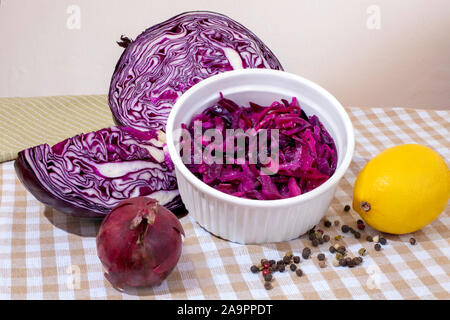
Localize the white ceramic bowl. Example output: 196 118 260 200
166 69 354 244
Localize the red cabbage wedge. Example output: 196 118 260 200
15 127 182 218
109 11 283 131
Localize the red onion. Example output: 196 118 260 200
96 197 184 288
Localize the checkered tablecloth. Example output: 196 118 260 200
0 105 448 299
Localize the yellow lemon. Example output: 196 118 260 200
353 144 450 234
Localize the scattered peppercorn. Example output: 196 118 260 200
323 235 330 242
334 220 340 227
366 235 373 242
250 265 258 273
296 269 303 277
339 259 346 266
357 223 365 230
344 205 351 212
312 239 319 247
269 259 276 266
409 238 417 245
350 228 356 234
277 264 286 272
354 232 361 239
290 264 297 272
293 256 300 264
379 237 387 245
277 260 284 265
324 220 332 228
308 233 316 240
354 257 363 265
358 248 367 256
317 253 326 261
264 273 273 282
374 243 382 251
329 246 336 254
341 225 350 233
357 219 364 225
302 247 311 259
264 281 273 290
283 256 291 265
337 246 346 255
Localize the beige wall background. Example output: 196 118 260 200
0 0 449 109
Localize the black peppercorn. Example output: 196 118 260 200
250 265 258 273
296 269 303 277
344 205 351 212
302 247 311 259
283 255 291 264
293 256 300 264
264 281 273 290
357 219 364 225
329 246 336 254
379 237 387 245
374 243 382 251
323 235 330 242
409 238 417 245
264 273 273 282
312 239 319 247
290 264 297 272
341 225 350 233
324 220 332 228
317 253 325 261
277 264 286 272
309 233 316 241
354 232 361 239
337 246 346 255
366 235 373 242
339 259 346 266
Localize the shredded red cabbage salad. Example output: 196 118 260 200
181 97 338 200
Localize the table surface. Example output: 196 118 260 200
0 104 449 299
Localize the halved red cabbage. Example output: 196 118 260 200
15 126 183 218
182 97 338 200
109 11 283 131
